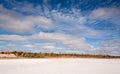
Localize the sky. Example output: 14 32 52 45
0 0 120 56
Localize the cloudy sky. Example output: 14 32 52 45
0 0 120 55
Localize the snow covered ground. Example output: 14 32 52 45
0 59 120 74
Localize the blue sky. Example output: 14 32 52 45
0 0 120 55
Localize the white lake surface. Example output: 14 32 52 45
0 59 120 74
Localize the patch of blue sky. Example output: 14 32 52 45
0 29 32 36
86 20 117 30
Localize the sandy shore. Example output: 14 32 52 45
0 54 16 58
0 59 120 74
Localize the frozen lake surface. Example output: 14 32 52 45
0 59 120 74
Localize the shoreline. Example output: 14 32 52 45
0 51 120 59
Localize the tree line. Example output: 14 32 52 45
0 51 120 58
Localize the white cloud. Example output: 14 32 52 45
23 44 34 48
96 39 120 55
89 7 120 25
87 7 120 38
0 5 53 34
51 9 86 25
50 9 101 38
35 43 56 49
0 31 94 50
0 35 27 41
7 44 16 47
91 8 116 19
30 32 94 50
100 39 120 47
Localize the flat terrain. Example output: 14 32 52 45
0 59 120 74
